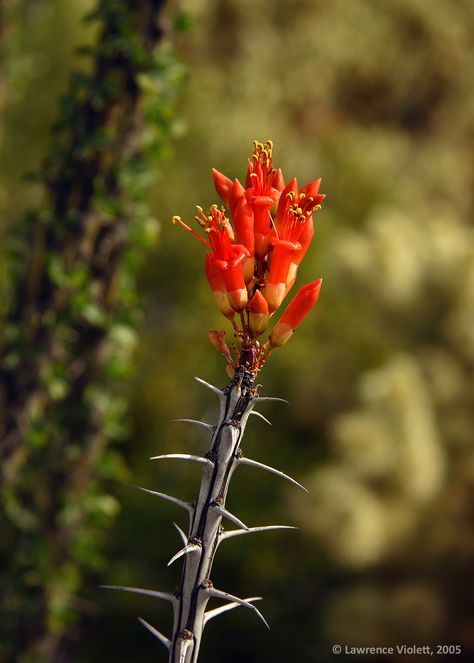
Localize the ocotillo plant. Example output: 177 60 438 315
105 140 325 662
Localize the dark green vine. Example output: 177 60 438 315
0 2 188 660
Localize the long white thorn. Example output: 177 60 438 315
150 453 211 466
203 597 261 627
173 522 188 545
237 457 308 493
138 617 171 651
172 419 215 433
167 543 201 567
212 505 249 530
219 525 297 542
249 410 272 425
256 396 289 404
205 588 270 630
101 585 177 606
136 486 193 513
194 376 224 397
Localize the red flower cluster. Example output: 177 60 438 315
173 140 324 372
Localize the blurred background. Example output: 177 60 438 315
1 0 474 661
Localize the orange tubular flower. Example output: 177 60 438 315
264 179 325 312
212 243 249 312
245 140 282 259
229 180 254 251
202 207 249 312
270 279 323 348
213 176 255 283
285 179 323 286
205 253 235 318
232 197 255 283
174 205 249 313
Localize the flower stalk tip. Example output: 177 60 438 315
173 140 325 372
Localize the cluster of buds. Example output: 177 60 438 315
173 140 324 374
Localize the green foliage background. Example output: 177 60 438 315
2 1 474 661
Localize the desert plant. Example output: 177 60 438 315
106 140 325 662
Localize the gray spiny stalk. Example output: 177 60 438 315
104 366 305 662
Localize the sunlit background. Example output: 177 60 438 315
1 1 474 661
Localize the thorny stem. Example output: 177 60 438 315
169 367 256 663
112 348 303 657
106 329 311 661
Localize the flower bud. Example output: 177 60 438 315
249 195 274 259
270 279 322 347
232 196 254 259
213 244 250 313
263 281 286 313
229 178 246 215
249 290 270 336
264 239 301 312
211 168 233 203
227 287 248 312
272 168 285 193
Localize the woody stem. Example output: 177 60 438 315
169 368 256 663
